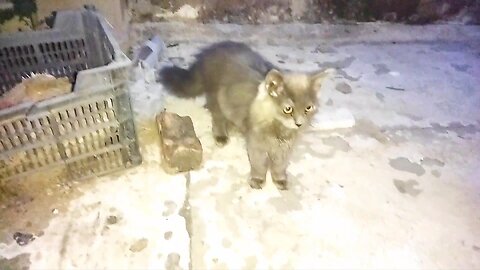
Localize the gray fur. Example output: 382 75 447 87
160 41 327 190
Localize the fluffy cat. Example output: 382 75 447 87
160 41 328 190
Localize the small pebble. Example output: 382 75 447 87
52 208 59 215
13 232 35 246
164 231 173 240
106 215 118 225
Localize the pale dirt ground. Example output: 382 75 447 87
1 22 480 269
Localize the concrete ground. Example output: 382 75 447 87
1 23 480 269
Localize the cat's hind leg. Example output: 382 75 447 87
206 96 229 145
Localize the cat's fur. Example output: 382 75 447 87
160 41 328 190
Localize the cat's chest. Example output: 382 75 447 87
261 122 297 144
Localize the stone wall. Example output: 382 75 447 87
129 0 480 24
36 0 129 29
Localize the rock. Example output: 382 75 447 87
13 232 35 246
335 82 352 94
157 111 203 173
129 238 148 252
106 215 118 225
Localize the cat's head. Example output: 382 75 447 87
264 69 330 130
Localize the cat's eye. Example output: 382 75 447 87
283 106 293 114
305 105 314 112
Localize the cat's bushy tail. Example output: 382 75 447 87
159 65 203 98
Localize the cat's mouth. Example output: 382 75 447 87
278 119 301 130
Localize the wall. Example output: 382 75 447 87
129 0 480 24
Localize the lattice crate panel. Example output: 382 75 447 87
52 90 122 157
0 44 38 94
37 38 89 78
61 125 121 161
0 144 64 180
0 38 90 95
53 96 117 134
67 148 124 180
0 113 64 179
0 8 142 182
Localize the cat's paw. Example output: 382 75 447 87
214 135 229 146
249 178 266 189
273 179 288 190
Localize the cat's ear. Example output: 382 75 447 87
265 69 284 97
310 68 333 92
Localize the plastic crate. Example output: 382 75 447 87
0 7 142 182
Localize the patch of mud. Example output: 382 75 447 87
276 53 289 60
162 201 178 216
316 56 360 81
451 63 471 72
312 44 337 54
165 253 181 270
352 119 389 144
373 63 390 75
431 122 478 137
393 179 422 197
0 254 30 270
421 157 445 167
322 136 351 152
164 231 173 240
336 70 361 81
129 238 149 253
0 169 85 249
431 170 441 178
335 82 352 94
317 56 356 69
389 157 426 176
375 92 384 102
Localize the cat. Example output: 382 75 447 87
160 41 329 190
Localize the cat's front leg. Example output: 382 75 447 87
270 144 291 190
247 135 268 189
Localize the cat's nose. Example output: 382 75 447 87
296 123 302 127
